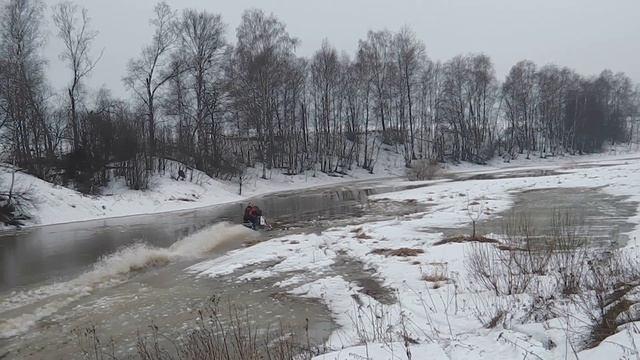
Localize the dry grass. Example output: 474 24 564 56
421 273 449 282
588 298 636 348
370 248 424 257
422 263 450 289
433 235 499 246
485 310 506 329
74 298 321 360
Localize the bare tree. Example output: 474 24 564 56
124 1 179 158
53 1 102 152
230 9 297 179
416 59 441 160
177 8 226 174
393 27 426 164
502 60 538 158
438 54 497 163
0 0 51 175
310 40 341 172
358 30 393 139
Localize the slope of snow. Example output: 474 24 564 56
233 146 405 198
0 169 241 228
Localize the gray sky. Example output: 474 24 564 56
43 0 640 98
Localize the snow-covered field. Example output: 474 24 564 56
187 150 640 360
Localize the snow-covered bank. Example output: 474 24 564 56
1 147 637 230
0 149 404 229
189 153 640 359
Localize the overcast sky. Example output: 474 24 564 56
42 0 640 98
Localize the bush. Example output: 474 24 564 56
114 154 150 191
466 242 536 296
406 159 440 181
0 168 32 226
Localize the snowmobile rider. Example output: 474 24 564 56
243 203 262 229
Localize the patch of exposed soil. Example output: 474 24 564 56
370 247 425 257
433 235 499 246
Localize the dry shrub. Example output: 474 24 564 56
470 295 511 329
465 210 640 349
465 211 600 297
407 159 440 181
74 297 321 360
466 242 534 295
579 250 640 348
422 263 450 287
422 273 449 282
549 211 589 295
485 310 507 329
466 213 554 296
349 301 395 345
501 212 554 276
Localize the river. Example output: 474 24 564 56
0 179 428 359
0 167 637 359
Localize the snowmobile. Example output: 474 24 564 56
243 215 272 231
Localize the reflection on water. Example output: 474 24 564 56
439 187 638 247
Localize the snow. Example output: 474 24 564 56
313 342 449 360
186 149 640 359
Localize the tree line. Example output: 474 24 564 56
1 0 638 193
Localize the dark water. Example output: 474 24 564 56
438 187 638 247
0 180 425 294
2 259 336 360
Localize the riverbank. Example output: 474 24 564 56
0 148 405 230
1 146 638 230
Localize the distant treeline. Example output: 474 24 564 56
0 0 638 193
